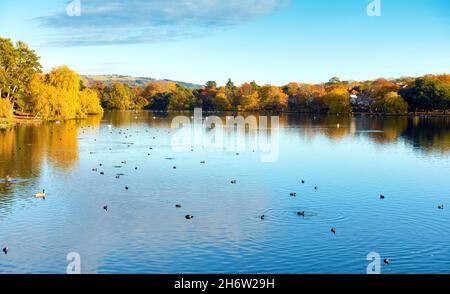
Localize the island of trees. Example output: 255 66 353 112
1 37 450 124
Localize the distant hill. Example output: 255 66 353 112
81 75 202 89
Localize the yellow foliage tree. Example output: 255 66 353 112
239 92 260 111
28 66 102 120
79 88 104 115
322 87 351 114
0 99 14 118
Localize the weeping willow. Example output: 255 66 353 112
28 66 103 120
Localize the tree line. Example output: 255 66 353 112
1 37 450 121
92 75 450 115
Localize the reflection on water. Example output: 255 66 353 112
0 111 449 273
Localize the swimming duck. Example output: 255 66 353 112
175 204 182 208
331 227 337 234
125 186 129 190
384 258 390 265
290 192 297 197
297 211 305 217
185 215 194 220
2 247 8 255
230 180 237 184
314 186 318 190
438 205 444 210
301 180 305 184
35 189 46 199
260 215 266 220
103 205 108 211
380 195 385 199
200 161 206 164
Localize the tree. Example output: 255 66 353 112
239 91 260 111
225 78 237 106
258 85 288 111
79 88 104 115
0 38 42 110
322 87 351 114
213 89 232 110
384 92 408 115
406 76 450 112
167 84 196 110
106 83 134 110
327 76 341 85
206 81 217 89
28 66 102 120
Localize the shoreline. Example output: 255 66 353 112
0 116 42 129
1 110 449 129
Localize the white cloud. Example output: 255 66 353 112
37 0 288 46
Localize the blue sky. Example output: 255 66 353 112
0 0 449 86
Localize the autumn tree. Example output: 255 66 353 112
236 83 259 111
213 88 232 110
258 85 288 111
105 82 134 110
322 87 351 114
28 66 102 120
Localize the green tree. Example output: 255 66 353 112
167 85 196 110
0 38 42 110
384 92 409 115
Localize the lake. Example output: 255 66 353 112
1 111 450 274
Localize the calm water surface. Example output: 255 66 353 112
1 111 450 273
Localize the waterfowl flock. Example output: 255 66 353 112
2 119 449 273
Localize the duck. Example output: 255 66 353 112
175 204 182 208
173 166 177 169
4 175 12 183
438 205 444 210
380 194 385 199
290 192 297 197
200 161 206 164
260 215 266 220
331 227 337 234
230 180 237 184
314 186 318 190
297 211 305 217
185 215 194 220
125 186 129 190
103 205 108 212
384 258 391 265
2 246 8 255
35 189 46 199
301 180 305 184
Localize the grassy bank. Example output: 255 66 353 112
0 116 42 129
